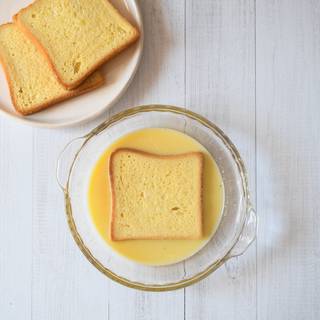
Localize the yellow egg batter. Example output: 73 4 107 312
87 128 224 265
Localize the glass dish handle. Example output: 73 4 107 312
56 136 86 192
226 205 257 259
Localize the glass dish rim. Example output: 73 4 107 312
58 104 254 291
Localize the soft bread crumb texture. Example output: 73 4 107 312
110 149 203 240
0 23 104 115
15 0 139 88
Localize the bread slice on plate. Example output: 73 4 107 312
14 0 139 89
109 148 203 241
0 23 104 116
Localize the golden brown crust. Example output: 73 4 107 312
0 23 105 116
110 148 204 161
109 150 118 241
109 148 203 241
16 73 105 116
0 24 21 114
13 12 66 89
14 1 140 90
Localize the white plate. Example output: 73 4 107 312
0 0 143 128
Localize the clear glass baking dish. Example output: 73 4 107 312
56 105 256 291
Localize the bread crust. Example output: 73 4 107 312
15 73 104 115
0 23 105 116
14 1 140 90
109 148 203 241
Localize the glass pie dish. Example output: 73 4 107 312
56 105 256 291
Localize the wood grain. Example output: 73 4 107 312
184 1 256 319
256 1 320 319
1 0 320 318
0 120 33 320
107 1 186 319
31 128 110 320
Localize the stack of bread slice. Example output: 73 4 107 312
0 0 139 115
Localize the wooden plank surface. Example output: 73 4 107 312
0 0 320 319
106 1 186 319
31 127 110 320
185 1 256 319
0 121 33 320
256 1 320 319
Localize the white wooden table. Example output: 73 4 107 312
1 1 319 319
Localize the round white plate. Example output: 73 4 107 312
0 0 143 128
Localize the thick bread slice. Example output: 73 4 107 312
109 149 203 241
0 23 104 116
14 0 139 89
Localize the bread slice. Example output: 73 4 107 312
0 23 104 116
14 0 139 89
109 149 203 241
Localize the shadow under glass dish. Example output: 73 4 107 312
57 105 256 291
